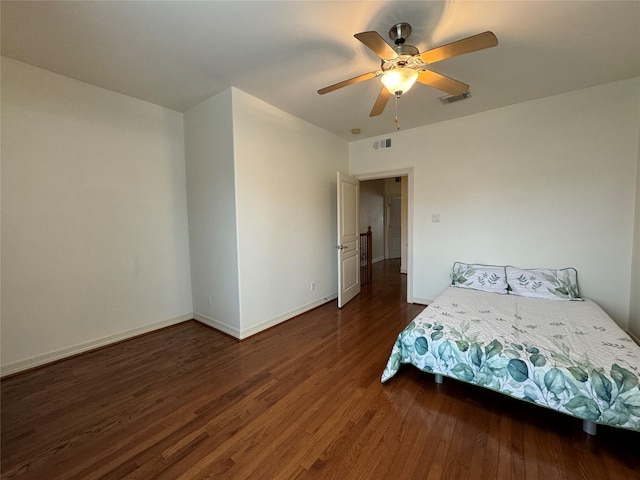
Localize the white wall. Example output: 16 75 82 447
1 57 193 374
232 88 349 337
629 115 640 340
360 180 385 261
183 88 241 336
350 78 640 328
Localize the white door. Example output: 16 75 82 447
337 172 360 308
388 196 402 259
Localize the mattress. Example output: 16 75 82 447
382 286 640 432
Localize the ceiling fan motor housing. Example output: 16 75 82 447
393 44 419 57
381 51 422 72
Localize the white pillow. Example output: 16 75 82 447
506 266 582 300
451 262 508 295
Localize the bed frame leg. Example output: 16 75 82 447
434 374 443 384
582 420 597 435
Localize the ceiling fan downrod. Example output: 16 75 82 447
388 22 419 56
389 22 412 45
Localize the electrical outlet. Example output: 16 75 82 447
310 282 316 292
432 214 440 223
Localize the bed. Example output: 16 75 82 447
382 263 640 434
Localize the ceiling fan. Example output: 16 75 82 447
318 23 498 120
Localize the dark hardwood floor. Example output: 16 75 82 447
2 259 639 479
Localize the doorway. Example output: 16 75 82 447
356 169 413 303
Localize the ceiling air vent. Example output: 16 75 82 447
440 91 471 105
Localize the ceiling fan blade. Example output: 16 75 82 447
317 71 380 95
354 31 398 60
417 70 469 96
419 31 498 64
370 88 392 117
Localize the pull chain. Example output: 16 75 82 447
394 93 400 130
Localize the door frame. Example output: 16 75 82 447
354 167 414 303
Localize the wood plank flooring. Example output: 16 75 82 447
2 259 639 479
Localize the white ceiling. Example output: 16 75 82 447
2 1 639 141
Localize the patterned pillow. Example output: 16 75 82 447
506 266 582 300
451 262 508 294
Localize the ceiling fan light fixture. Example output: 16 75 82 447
381 67 418 96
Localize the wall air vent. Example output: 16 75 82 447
372 138 392 150
440 90 471 105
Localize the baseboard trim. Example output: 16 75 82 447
0 313 193 377
195 294 338 340
193 313 241 339
239 294 338 339
372 256 385 264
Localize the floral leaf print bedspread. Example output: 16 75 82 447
382 287 640 432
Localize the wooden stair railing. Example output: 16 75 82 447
360 226 373 286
